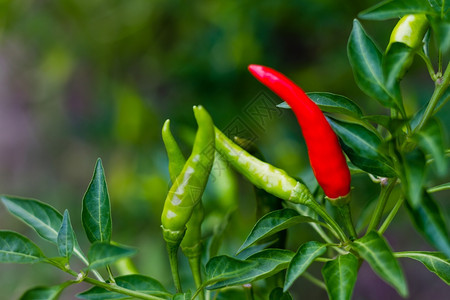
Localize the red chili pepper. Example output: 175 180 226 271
248 64 351 201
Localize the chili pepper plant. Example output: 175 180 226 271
0 1 449 299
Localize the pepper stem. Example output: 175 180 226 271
336 203 357 241
166 243 183 293
305 200 348 243
366 179 397 234
187 254 204 300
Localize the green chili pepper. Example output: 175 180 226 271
161 106 214 293
162 119 205 258
388 14 428 50
215 127 349 243
161 106 215 236
234 137 286 256
215 128 311 204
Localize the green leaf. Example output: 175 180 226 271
430 17 450 54
82 158 112 243
236 239 278 260
0 195 85 262
1 196 63 244
0 231 44 263
205 255 257 285
172 291 192 300
321 254 359 300
414 118 447 176
359 0 435 20
88 242 137 270
206 211 234 259
405 192 450 257
237 209 318 253
207 249 294 289
352 231 408 297
348 19 397 108
20 282 74 300
395 251 450 284
77 274 171 299
270 287 292 300
361 114 388 127
383 42 413 89
278 92 363 118
401 149 427 208
327 118 396 177
284 241 327 291
57 210 75 259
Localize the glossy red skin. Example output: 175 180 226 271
248 64 351 199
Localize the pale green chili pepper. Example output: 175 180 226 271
161 106 214 293
233 137 285 248
215 127 349 243
161 106 214 236
162 119 205 257
215 128 311 204
388 14 429 50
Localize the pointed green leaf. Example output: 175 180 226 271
348 19 397 108
88 242 137 270
322 254 359 300
208 249 294 289
0 231 44 263
20 282 74 300
278 92 363 118
401 149 427 207
430 17 450 54
352 231 408 297
395 251 450 284
270 287 292 300
405 192 450 257
0 195 85 262
414 118 447 176
237 209 319 253
82 158 112 243
327 118 396 177
1 196 62 244
57 210 75 259
77 274 171 299
359 0 435 20
284 241 327 291
205 255 257 285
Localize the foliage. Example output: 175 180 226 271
0 0 449 299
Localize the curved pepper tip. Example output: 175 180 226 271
248 64 265 76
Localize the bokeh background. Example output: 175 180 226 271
0 0 448 299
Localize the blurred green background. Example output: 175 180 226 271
0 0 448 299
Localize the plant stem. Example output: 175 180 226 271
166 243 183 293
303 272 327 291
62 268 166 300
417 50 436 81
366 179 397 234
315 257 334 263
427 183 450 193
74 247 105 282
378 197 404 234
187 255 204 300
306 200 348 243
243 284 255 300
413 62 450 133
336 204 357 241
82 276 166 300
107 265 116 283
